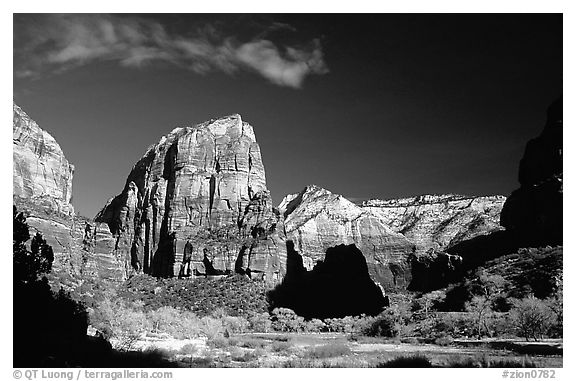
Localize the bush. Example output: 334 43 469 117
200 316 224 340
206 337 230 349
248 312 272 333
434 335 454 346
270 341 292 353
178 343 197 355
362 311 399 338
271 308 305 332
222 316 250 334
305 343 352 359
510 296 556 341
91 296 150 350
304 318 326 333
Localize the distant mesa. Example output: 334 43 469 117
361 193 506 253
95 114 287 282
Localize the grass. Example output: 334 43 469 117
377 355 433 368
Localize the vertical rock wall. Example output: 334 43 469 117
96 115 286 282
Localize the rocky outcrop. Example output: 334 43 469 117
267 242 388 319
13 103 74 215
279 185 415 290
13 103 126 284
501 98 563 246
96 114 286 282
361 194 506 253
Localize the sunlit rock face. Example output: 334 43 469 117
13 103 74 215
279 185 415 290
361 194 506 253
96 114 286 282
501 98 563 246
13 103 126 284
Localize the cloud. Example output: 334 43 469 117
14 14 328 88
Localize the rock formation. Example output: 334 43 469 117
279 185 415 290
13 103 126 284
13 103 74 215
361 194 506 253
267 242 387 319
96 114 286 282
500 98 563 246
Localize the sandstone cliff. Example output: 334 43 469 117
13 103 126 284
279 185 415 290
13 103 74 215
361 194 506 253
500 98 562 246
96 114 286 282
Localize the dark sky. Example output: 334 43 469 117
13 14 562 218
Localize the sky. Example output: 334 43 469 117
13 13 563 218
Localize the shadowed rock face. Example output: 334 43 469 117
279 185 415 290
13 103 74 215
267 242 387 319
501 98 563 246
362 194 506 253
13 104 126 283
96 114 286 282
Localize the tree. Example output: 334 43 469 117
465 271 508 339
13 205 89 366
13 206 54 284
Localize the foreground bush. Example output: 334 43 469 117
377 355 432 368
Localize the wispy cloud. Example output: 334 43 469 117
14 14 329 88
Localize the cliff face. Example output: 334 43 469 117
362 194 506 253
279 185 415 290
96 115 286 282
13 103 74 215
13 103 126 284
500 98 563 246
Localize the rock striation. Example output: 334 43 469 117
13 103 74 215
95 114 286 282
279 185 415 290
13 103 126 284
500 98 563 246
361 194 506 253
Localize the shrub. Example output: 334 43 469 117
200 316 224 339
248 312 272 333
305 318 326 333
91 296 150 350
271 308 305 332
270 341 292 353
434 335 454 346
305 343 352 359
377 355 432 368
510 296 556 341
206 337 230 349
230 348 258 362
362 311 399 338
178 343 198 355
222 315 250 334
